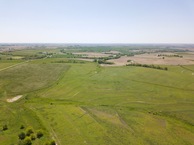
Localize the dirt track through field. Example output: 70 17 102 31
0 61 29 72
131 79 194 92
50 127 61 145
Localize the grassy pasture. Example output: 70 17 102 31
0 56 194 145
0 60 69 99
9 48 60 56
0 60 24 70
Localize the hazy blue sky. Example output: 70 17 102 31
0 0 194 43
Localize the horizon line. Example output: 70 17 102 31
1 42 194 45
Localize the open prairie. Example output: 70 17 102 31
0 46 194 145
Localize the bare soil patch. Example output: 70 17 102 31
7 95 23 102
104 52 194 66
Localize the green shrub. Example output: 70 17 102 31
23 137 32 145
44 140 56 145
50 140 56 145
26 127 34 136
18 132 26 140
2 124 8 131
20 125 25 129
30 134 36 140
36 130 44 138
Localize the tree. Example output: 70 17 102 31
36 130 44 138
20 125 25 129
26 127 34 136
30 134 36 140
50 140 56 145
2 124 8 131
23 137 32 145
18 132 26 140
44 140 56 145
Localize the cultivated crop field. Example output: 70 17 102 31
105 52 194 66
0 45 194 145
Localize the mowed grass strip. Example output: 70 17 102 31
0 60 24 70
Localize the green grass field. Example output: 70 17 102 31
0 55 194 144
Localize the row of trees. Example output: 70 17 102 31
94 59 114 64
52 60 85 64
126 63 168 71
157 54 183 58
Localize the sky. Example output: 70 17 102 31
0 0 194 43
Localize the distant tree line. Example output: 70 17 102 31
94 59 114 65
51 60 85 64
157 54 183 58
126 63 168 71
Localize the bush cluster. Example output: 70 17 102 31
18 126 44 145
